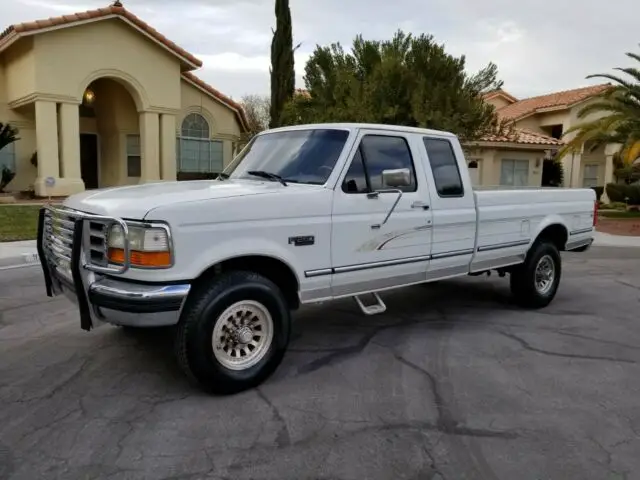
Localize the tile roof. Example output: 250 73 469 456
496 84 612 121
478 128 563 146
0 3 202 68
181 72 249 131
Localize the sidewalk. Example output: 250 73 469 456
2 231 639 270
0 240 39 269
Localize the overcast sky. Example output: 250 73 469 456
5 0 640 102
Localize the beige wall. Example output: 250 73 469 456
0 51 38 192
484 95 513 110
30 20 181 111
464 146 544 187
179 80 242 169
2 38 36 103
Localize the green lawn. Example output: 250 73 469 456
0 205 41 242
600 210 640 219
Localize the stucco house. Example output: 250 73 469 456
482 85 617 196
0 2 248 197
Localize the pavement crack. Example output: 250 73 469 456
392 353 517 440
295 327 381 375
548 330 640 352
256 388 291 448
498 331 637 364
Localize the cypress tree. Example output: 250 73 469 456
269 0 295 128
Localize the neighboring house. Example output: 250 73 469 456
484 85 617 197
0 2 248 196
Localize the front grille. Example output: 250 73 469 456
43 208 110 272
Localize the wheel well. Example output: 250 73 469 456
194 255 301 310
536 224 568 251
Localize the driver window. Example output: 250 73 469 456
342 134 417 194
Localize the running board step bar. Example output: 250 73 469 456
354 293 387 315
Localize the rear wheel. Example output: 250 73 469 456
175 271 291 395
510 240 561 309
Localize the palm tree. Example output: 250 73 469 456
0 123 19 193
0 122 19 151
558 48 640 165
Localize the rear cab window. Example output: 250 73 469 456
422 137 464 197
342 134 417 194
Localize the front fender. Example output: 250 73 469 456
186 237 302 283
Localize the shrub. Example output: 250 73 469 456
591 186 604 201
542 159 564 187
606 183 640 205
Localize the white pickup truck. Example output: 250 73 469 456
37 123 596 394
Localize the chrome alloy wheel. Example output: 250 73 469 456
534 254 555 295
212 300 274 371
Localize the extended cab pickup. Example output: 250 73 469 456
37 123 597 394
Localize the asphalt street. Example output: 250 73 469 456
1 247 639 480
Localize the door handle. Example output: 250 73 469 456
411 201 430 210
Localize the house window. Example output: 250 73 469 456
342 135 417 194
177 113 223 173
583 164 599 187
423 137 464 196
500 159 530 186
0 142 16 171
126 134 141 177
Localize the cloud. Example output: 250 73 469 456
5 0 640 101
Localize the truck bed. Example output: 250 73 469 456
469 186 596 272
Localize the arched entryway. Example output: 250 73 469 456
78 77 141 189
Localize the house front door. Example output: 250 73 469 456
80 134 99 189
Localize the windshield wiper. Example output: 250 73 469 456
247 170 288 186
217 172 230 181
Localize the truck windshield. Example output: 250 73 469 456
224 128 350 185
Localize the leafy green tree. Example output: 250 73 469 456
281 30 509 142
269 0 295 129
559 47 640 165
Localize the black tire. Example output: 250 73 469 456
175 270 291 395
510 240 561 309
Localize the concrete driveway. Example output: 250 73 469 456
1 247 639 480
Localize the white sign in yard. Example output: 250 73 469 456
45 177 55 202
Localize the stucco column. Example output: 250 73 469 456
139 112 160 182
569 149 583 188
480 149 496 185
160 114 177 181
34 100 60 196
602 143 621 203
58 103 85 194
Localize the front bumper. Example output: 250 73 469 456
37 207 190 329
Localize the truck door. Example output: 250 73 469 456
419 135 477 278
329 129 434 297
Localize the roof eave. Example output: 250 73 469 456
181 74 249 133
0 14 202 70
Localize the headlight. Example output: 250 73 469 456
107 223 172 268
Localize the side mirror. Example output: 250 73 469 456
382 168 411 188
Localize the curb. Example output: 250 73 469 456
0 252 40 270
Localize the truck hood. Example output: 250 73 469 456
64 179 293 218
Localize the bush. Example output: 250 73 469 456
591 186 604 201
606 183 640 205
541 159 564 187
177 171 220 181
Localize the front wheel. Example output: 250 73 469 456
510 240 561 309
175 271 291 395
